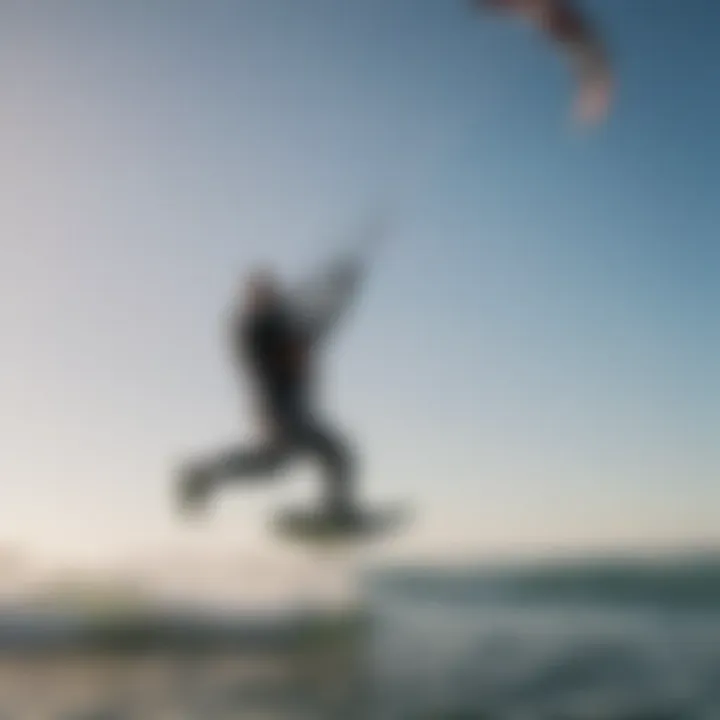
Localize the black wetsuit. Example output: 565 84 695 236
237 302 310 422
185 238 378 516
209 301 351 511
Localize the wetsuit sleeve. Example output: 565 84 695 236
231 312 257 377
291 211 390 346
291 254 367 347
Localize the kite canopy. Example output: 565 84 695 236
474 0 613 125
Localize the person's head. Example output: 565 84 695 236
243 268 282 312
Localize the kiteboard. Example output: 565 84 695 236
270 503 410 545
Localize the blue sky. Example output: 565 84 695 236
1 0 718 566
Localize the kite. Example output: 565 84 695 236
474 0 613 125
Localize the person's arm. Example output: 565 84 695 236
296 257 364 346
291 211 391 346
231 312 279 433
230 310 255 375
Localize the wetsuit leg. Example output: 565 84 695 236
294 418 356 514
206 437 292 484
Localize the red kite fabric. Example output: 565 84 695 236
474 0 613 125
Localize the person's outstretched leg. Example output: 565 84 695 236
177 439 290 514
298 419 356 517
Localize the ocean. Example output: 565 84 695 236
1 552 719 719
363 553 720 719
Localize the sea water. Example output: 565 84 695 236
361 554 720 719
1 554 719 719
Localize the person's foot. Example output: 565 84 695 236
324 498 360 527
176 462 214 517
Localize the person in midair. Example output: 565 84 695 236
176 216 388 522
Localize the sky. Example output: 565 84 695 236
0 0 719 571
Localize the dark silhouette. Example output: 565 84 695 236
176 217 388 523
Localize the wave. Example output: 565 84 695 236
369 552 720 611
